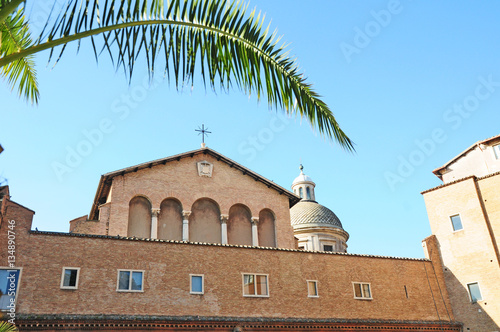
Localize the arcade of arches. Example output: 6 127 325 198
127 196 277 247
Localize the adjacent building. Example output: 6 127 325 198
422 134 500 331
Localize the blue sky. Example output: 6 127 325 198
1 0 499 258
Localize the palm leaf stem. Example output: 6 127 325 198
0 0 25 25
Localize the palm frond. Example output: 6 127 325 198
0 321 18 332
0 5 39 104
0 0 25 25
0 0 353 150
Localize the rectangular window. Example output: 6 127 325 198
117 270 144 292
493 144 500 160
450 214 463 231
323 245 333 252
0 269 21 311
307 280 318 297
60 267 80 289
190 274 204 294
467 282 483 302
353 282 372 299
242 273 268 297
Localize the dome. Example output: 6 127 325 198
292 172 314 185
292 164 314 186
290 200 344 229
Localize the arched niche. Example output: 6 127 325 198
158 198 183 241
189 198 221 243
258 209 276 247
127 196 152 238
227 204 252 246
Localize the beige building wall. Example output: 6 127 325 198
423 174 500 331
437 138 500 183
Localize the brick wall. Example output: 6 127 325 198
94 153 295 248
0 204 455 325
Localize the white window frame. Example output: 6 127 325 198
467 282 483 303
60 267 80 290
242 273 269 297
492 144 500 160
0 267 22 312
190 274 204 295
450 214 464 232
116 269 144 292
353 282 372 300
307 280 319 298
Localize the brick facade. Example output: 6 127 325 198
0 194 461 330
76 149 297 249
0 147 465 330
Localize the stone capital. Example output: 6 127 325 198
251 217 259 225
182 210 192 219
220 214 229 224
151 208 161 217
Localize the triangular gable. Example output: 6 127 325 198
89 147 300 219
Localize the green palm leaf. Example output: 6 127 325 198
0 0 354 150
0 2 39 104
0 321 18 332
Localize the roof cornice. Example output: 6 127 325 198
31 230 426 262
432 133 500 178
421 170 500 195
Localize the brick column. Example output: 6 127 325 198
182 211 191 242
151 208 160 239
251 217 259 247
220 214 229 244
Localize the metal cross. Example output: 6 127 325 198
195 124 212 144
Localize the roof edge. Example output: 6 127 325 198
433 133 500 177
31 230 427 262
422 170 500 195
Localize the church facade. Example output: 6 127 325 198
0 146 462 331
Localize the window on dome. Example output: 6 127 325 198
299 187 303 198
306 187 311 199
323 245 333 252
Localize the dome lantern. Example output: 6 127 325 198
291 164 316 201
